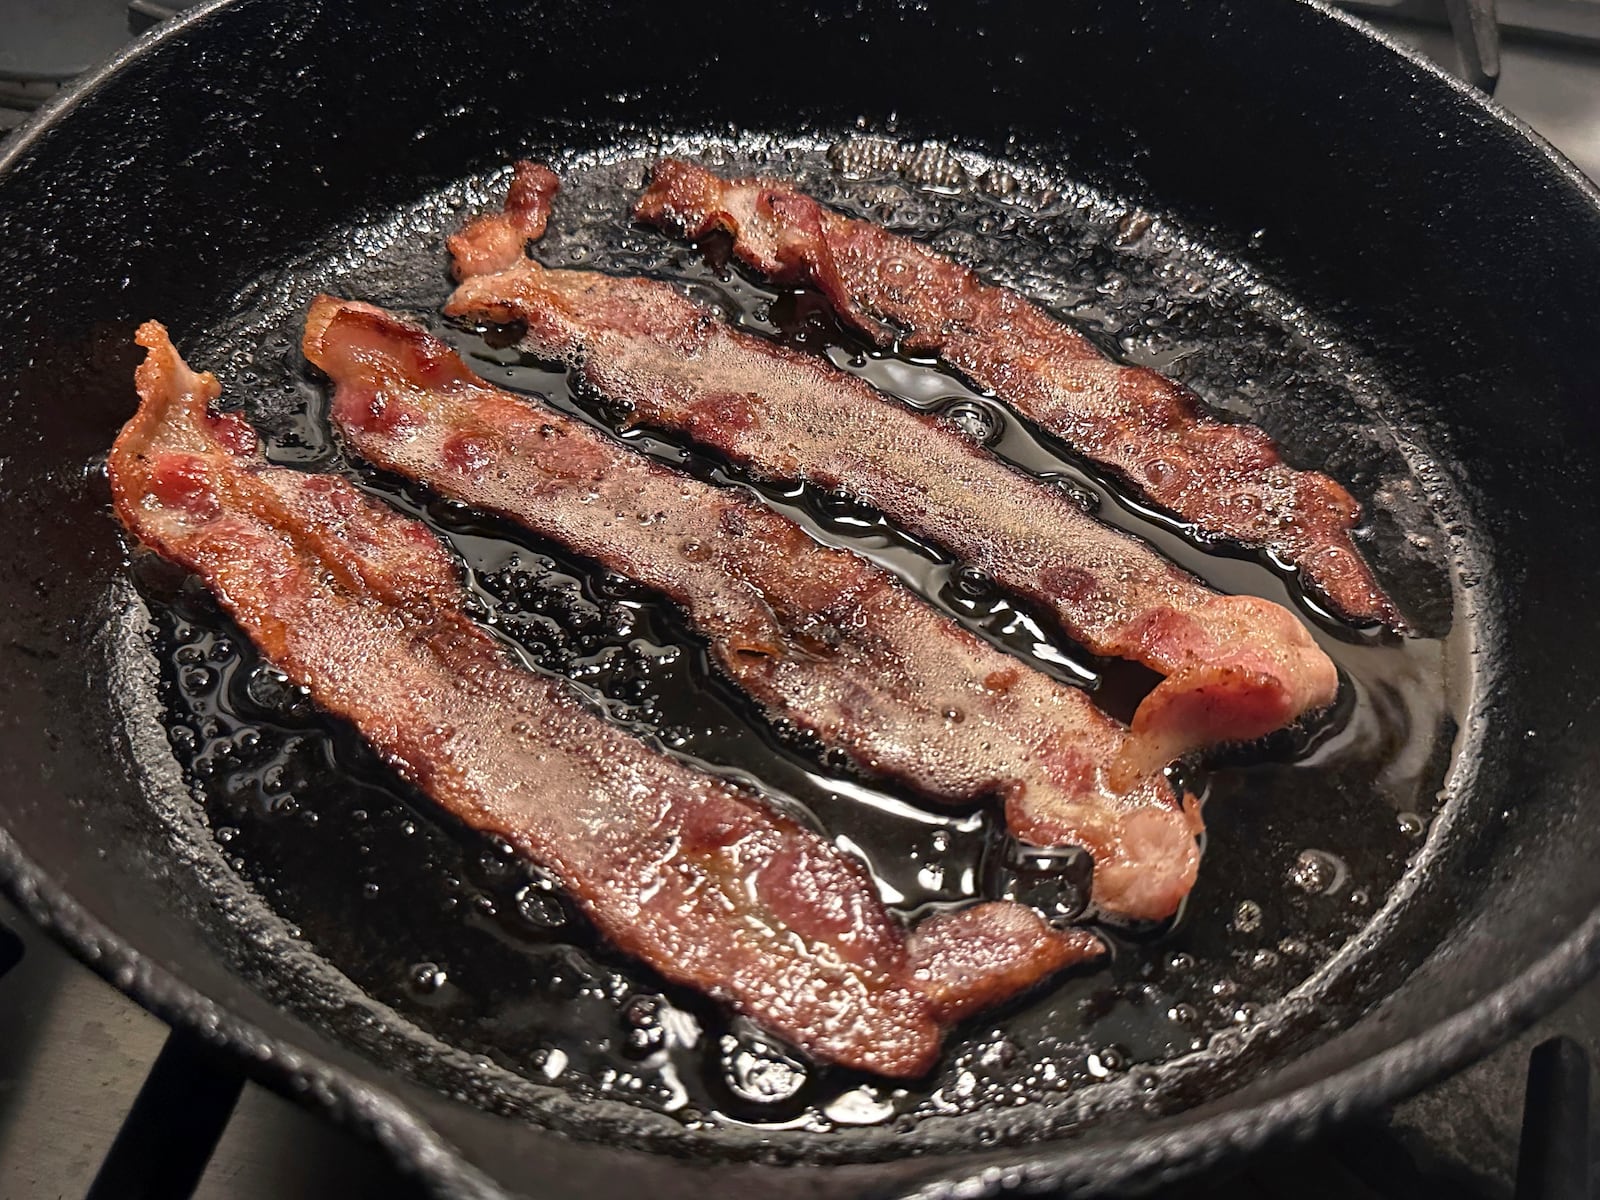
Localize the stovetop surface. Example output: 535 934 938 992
6 890 1596 1199
2 4 1598 1199
0 898 427 1200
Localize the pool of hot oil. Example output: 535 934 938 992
135 143 1460 1134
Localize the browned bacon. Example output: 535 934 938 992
304 296 1200 920
110 322 1102 1076
634 159 1400 629
451 161 560 278
444 165 1339 784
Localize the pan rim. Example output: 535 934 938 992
2 1 1599 1197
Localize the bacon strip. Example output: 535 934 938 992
453 162 560 278
304 296 1200 920
444 165 1339 782
110 322 1102 1076
634 159 1399 629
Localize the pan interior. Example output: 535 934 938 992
100 132 1487 1162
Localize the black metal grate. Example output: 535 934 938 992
0 923 21 981
1160 1038 1592 1199
0 905 435 1199
84 1033 245 1200
0 897 1591 1200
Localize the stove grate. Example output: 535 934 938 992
83 1033 245 1200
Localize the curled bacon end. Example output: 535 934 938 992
635 158 1401 630
449 161 561 281
1119 592 1340 777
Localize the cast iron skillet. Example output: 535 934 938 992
2 0 1600 1196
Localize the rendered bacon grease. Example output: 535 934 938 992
108 322 1101 1077
634 159 1399 628
445 164 1339 787
304 296 1199 920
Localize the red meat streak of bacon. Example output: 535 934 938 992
444 163 1339 787
634 158 1399 629
109 320 1103 1077
304 295 1200 920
